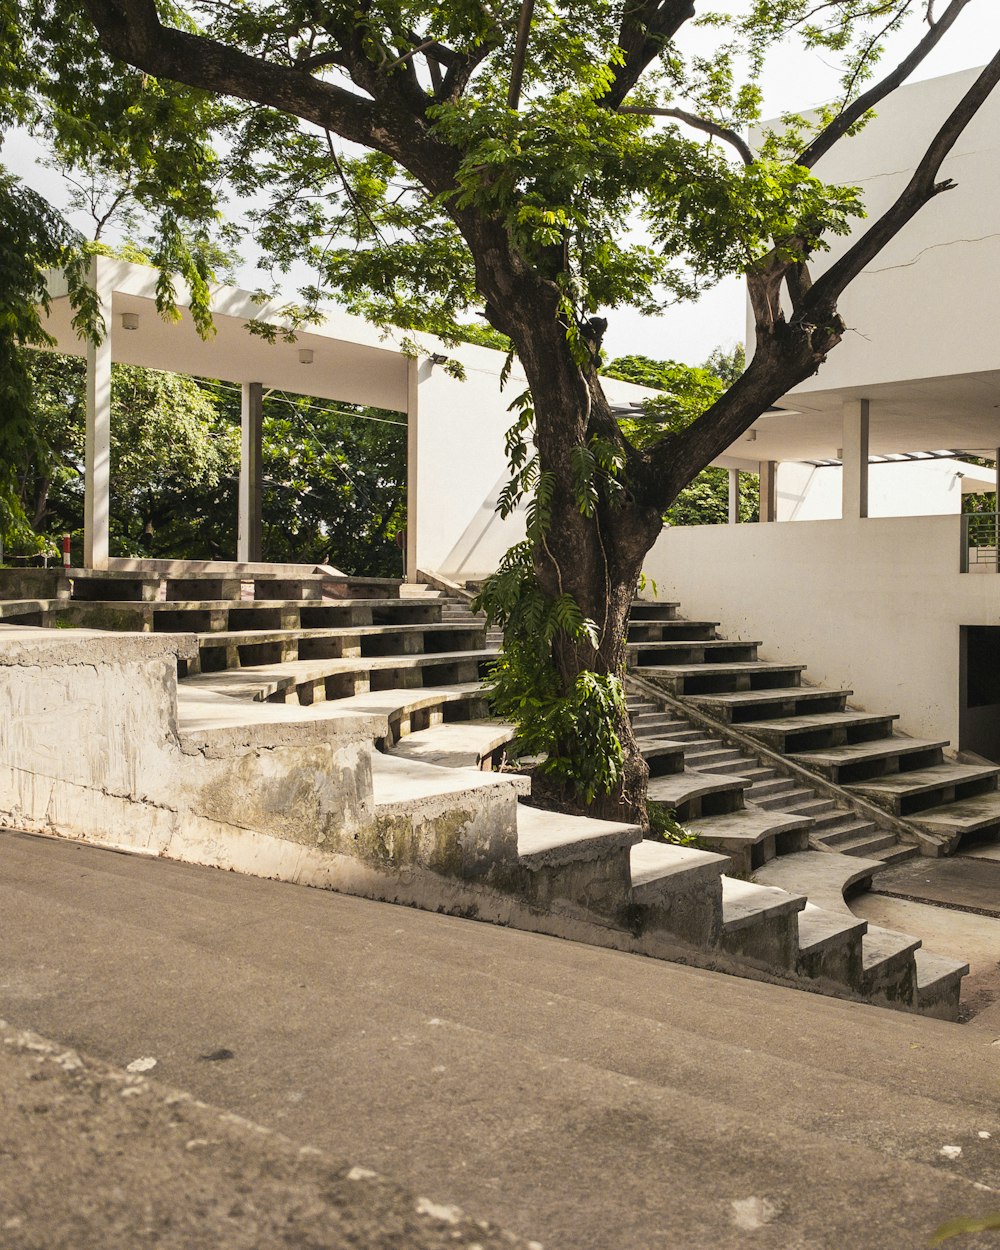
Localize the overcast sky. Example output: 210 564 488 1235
5 2 1000 365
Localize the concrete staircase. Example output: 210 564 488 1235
0 565 968 1019
628 598 1000 858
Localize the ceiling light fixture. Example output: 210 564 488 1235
298 348 314 365
121 312 139 331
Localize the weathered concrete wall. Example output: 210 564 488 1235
0 628 375 860
644 514 1000 749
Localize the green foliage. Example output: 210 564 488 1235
11 352 406 571
648 803 704 848
474 542 625 805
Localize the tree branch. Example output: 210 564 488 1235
803 46 1000 317
81 0 383 147
618 105 753 164
798 0 972 168
605 0 695 109
508 0 535 110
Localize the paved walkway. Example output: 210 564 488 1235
5 829 1000 1249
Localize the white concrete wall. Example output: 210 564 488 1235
413 350 657 581
644 514 1000 747
777 458 994 521
755 66 1000 390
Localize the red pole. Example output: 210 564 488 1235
62 534 71 569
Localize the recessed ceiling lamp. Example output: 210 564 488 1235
745 429 757 442
121 312 139 331
298 348 314 364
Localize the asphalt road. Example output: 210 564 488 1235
4 828 1000 1249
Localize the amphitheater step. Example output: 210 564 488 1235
647 768 749 817
637 661 806 697
914 949 970 1020
630 639 761 665
628 620 719 642
847 762 1000 817
788 736 949 784
516 804 642 918
795 904 867 983
688 686 853 724
386 720 515 770
750 786 819 812
903 790 1000 844
861 926 921 999
739 710 899 753
720 878 807 966
629 840 729 945
683 808 812 874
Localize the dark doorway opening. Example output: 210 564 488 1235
960 626 1000 763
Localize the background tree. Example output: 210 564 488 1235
13 0 1000 821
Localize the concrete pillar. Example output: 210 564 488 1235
728 468 740 525
758 461 777 523
841 398 870 520
238 382 263 562
405 357 419 582
84 256 113 569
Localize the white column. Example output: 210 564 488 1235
84 256 113 569
842 398 870 520
758 461 777 523
405 357 420 583
727 468 740 525
237 382 263 562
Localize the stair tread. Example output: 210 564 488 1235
741 711 898 734
847 762 1000 799
629 839 729 892
195 623 472 644
685 807 812 844
387 720 515 770
630 639 761 651
790 736 949 766
318 681 488 717
639 661 806 677
371 750 528 811
796 904 868 955
862 925 921 971
689 686 852 707
754 850 887 913
516 803 642 867
721 878 807 930
647 768 748 806
913 948 970 989
907 790 1000 832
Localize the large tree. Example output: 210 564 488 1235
14 0 1000 821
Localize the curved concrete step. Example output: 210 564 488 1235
683 808 812 874
789 735 948 783
847 762 1000 816
647 768 748 815
387 720 516 770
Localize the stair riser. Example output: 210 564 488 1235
635 871 723 948
723 695 849 724
525 849 635 921
743 719 897 755
648 670 804 697
631 644 759 666
797 939 864 988
865 776 999 819
810 749 945 786
628 624 718 643
721 912 800 970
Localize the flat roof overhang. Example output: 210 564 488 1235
42 259 411 413
713 370 1000 470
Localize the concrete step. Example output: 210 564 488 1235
630 713 683 733
753 850 888 913
628 620 719 642
795 904 867 984
647 768 749 819
516 804 642 918
683 748 745 770
904 790 1000 842
687 686 853 724
780 797 837 818
630 639 761 665
847 762 1000 818
636 661 806 697
683 808 812 874
640 740 687 777
745 777 798 799
789 736 949 784
821 831 901 858
750 786 817 812
739 711 898 753
861 926 921 1001
628 600 680 619
878 843 922 866
629 840 730 945
914 949 970 1020
812 817 882 845
314 682 491 745
182 649 499 705
720 878 807 967
386 720 515 771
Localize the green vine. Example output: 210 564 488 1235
474 383 632 806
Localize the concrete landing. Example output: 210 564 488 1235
872 856 1000 918
8 828 1000 1249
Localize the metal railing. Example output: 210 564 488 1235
961 512 1000 573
